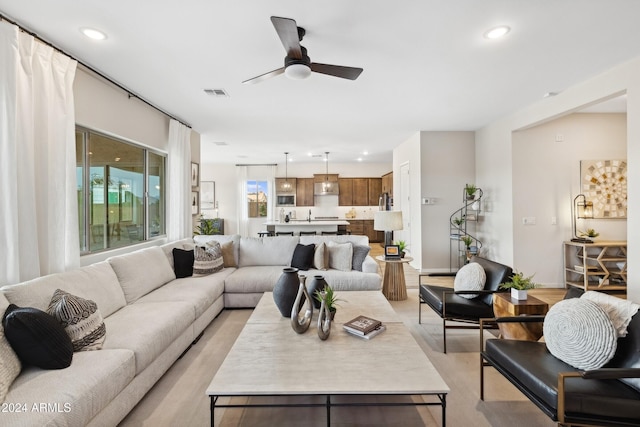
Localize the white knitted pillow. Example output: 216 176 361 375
454 262 486 299
543 298 617 370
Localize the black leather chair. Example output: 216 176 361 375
419 256 513 353
480 288 640 426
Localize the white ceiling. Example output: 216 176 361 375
1 1 638 165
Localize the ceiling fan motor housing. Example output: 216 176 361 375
285 46 310 68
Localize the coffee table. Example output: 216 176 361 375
207 291 449 426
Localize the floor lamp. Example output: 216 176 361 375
374 211 403 247
571 194 594 243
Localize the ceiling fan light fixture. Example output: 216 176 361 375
285 63 312 80
484 25 510 39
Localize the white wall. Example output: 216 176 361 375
420 132 475 272
512 113 627 286
477 55 640 302
199 161 392 236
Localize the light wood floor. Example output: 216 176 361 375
119 247 566 427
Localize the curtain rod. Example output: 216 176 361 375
0 13 192 129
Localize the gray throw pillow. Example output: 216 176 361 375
194 243 224 276
47 289 106 352
351 245 371 271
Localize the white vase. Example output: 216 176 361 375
511 288 528 300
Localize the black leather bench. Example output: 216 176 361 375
418 256 513 353
480 290 640 426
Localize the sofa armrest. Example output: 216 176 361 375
361 256 378 274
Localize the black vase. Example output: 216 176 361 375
273 267 299 317
307 275 328 309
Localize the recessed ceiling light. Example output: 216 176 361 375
484 26 510 39
357 158 363 162
80 27 107 41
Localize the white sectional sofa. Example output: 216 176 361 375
0 234 381 426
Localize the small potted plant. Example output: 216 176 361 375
580 228 599 241
193 215 220 235
314 285 344 320
453 216 465 227
461 235 473 261
395 240 407 257
499 271 537 300
465 184 477 200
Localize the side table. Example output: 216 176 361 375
492 292 549 341
375 256 413 301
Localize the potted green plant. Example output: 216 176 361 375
499 271 537 300
461 235 473 249
314 285 345 320
395 240 407 257
453 217 465 227
193 215 220 235
465 184 477 200
580 228 599 240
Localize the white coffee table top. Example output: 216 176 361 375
207 291 449 396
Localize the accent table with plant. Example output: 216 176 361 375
499 270 537 300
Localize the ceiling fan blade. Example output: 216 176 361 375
271 16 302 59
242 67 285 84
310 63 363 80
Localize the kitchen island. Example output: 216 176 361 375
264 220 350 235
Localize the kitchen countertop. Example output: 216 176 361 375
263 220 350 226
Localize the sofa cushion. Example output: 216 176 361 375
173 248 194 278
108 246 176 304
607 312 640 392
193 244 224 276
194 234 240 266
239 236 299 267
300 234 370 247
326 241 353 272
224 266 287 294
454 262 486 299
0 293 20 404
300 268 382 291
313 242 329 270
137 268 231 318
47 289 106 352
0 261 126 318
544 298 617 370
160 238 194 270
351 245 371 272
102 301 194 374
3 304 73 369
2 349 135 427
291 243 315 271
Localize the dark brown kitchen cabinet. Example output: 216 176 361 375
352 178 369 206
338 178 353 206
381 172 393 196
296 178 314 206
368 178 382 206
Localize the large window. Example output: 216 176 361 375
76 127 166 253
247 180 268 218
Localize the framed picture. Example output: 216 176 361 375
191 162 199 188
201 181 215 210
384 245 401 260
580 159 627 218
191 191 199 216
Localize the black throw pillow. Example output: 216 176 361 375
173 248 195 278
291 243 316 271
3 304 73 369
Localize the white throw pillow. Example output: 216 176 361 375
454 262 486 299
543 298 617 370
326 241 353 272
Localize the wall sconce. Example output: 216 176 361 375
571 194 594 243
374 210 403 247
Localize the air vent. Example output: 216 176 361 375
204 89 229 97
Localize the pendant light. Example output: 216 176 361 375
282 152 292 191
322 152 333 192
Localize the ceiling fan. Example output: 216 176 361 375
242 16 363 84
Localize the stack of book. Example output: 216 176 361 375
343 315 386 340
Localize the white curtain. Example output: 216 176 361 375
236 166 249 237
167 119 192 241
0 21 79 286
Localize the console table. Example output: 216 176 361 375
563 240 627 295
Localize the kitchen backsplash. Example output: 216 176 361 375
279 204 381 220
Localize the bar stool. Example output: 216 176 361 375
299 231 317 236
276 231 294 236
321 231 337 235
257 231 274 237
